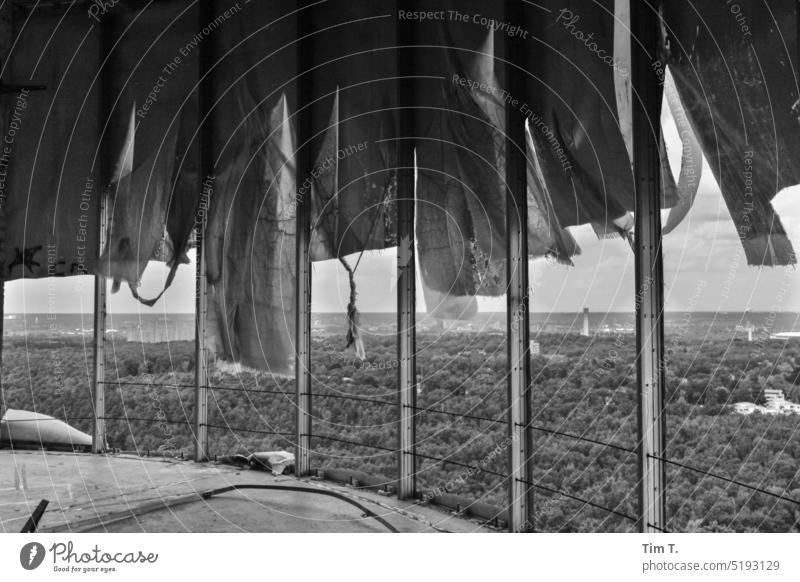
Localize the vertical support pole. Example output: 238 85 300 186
194 0 214 462
294 0 313 477
582 307 590 336
631 1 666 533
396 1 417 501
0 0 11 405
194 204 209 462
92 195 108 454
92 14 113 454
504 0 533 532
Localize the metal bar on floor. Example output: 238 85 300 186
630 0 667 533
396 0 417 501
504 0 533 533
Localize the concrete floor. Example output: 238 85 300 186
0 450 492 533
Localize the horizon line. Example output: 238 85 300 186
7 310 799 316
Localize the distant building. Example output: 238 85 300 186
764 389 800 414
735 323 755 342
529 341 541 356
733 389 800 416
120 319 194 343
733 402 760 415
581 308 589 337
770 332 800 341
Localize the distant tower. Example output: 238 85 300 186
582 308 590 337
745 311 754 342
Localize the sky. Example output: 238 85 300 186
7 108 800 315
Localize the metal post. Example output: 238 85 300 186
92 15 114 454
0 0 11 402
92 196 108 454
194 209 209 462
504 0 533 532
631 1 667 533
294 0 313 476
194 0 214 463
396 1 417 501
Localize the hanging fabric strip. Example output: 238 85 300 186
339 256 365 360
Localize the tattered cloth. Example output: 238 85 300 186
4 0 798 375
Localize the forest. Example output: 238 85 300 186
2 327 799 532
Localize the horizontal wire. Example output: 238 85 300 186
23 386 793 525
410 405 634 454
205 424 293 436
412 451 509 479
15 414 779 527
208 386 293 397
98 380 292 397
103 416 189 426
0 416 94 423
98 381 196 389
8 402 632 455
518 478 637 523
89 421 800 511
315 392 394 406
407 404 506 425
415 452 634 523
311 433 396 453
651 454 800 507
527 424 636 454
